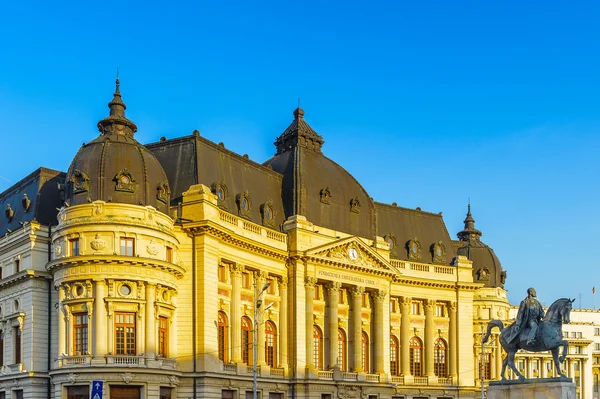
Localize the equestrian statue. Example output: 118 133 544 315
482 287 575 380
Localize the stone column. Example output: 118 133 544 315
372 289 387 374
304 277 316 371
279 276 288 370
58 285 66 358
349 286 364 372
448 301 458 378
424 299 436 377
230 264 243 363
400 296 412 376
495 337 502 380
94 280 107 358
255 271 269 366
327 282 342 369
145 283 156 359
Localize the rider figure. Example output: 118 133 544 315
514 287 545 345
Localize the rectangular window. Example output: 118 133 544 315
435 304 444 317
14 259 20 273
594 373 598 393
158 316 168 357
120 238 135 256
67 386 89 399
314 285 321 300
362 293 368 307
160 387 172 399
115 312 136 355
390 299 396 313
218 264 227 282
412 302 420 315
14 327 21 364
73 313 88 355
14 391 23 399
577 332 582 338
595 327 600 336
574 360 580 371
242 272 250 289
166 246 173 263
339 289 346 305
70 238 80 256
595 343 600 351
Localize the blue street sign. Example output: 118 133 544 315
91 381 103 399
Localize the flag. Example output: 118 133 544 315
593 287 596 294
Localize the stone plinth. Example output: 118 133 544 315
487 378 575 399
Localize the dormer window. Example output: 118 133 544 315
431 241 446 264
156 180 170 204
320 187 331 204
211 179 229 209
260 200 276 227
236 191 252 219
114 169 135 193
71 169 90 194
350 197 361 213
406 238 422 261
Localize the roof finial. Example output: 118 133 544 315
98 75 138 137
293 98 304 119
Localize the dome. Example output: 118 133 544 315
65 79 171 214
264 108 375 238
456 205 506 288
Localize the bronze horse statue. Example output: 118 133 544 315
482 298 575 380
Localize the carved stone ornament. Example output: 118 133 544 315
500 270 507 284
67 373 79 384
337 385 364 399
260 200 276 227
71 169 90 194
4 204 14 222
406 237 422 260
146 239 159 256
54 244 63 257
156 180 170 204
21 194 31 212
120 372 135 384
323 243 377 269
169 375 180 386
113 169 135 193
319 187 331 204
349 197 361 213
235 190 252 219
90 233 107 251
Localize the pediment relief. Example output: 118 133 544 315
307 238 400 275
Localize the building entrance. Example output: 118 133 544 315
110 386 141 399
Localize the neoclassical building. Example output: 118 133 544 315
1 79 577 399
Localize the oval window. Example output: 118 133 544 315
120 284 131 296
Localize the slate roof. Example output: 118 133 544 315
0 167 65 234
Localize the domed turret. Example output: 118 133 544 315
457 204 506 288
65 79 171 214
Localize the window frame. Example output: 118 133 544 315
114 312 136 356
158 316 168 358
338 328 347 371
409 336 422 377
217 312 228 363
73 312 88 355
241 316 252 365
120 237 135 256
69 238 80 257
265 320 277 367
313 325 323 370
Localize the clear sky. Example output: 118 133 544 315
1 1 599 307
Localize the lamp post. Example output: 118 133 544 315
253 280 273 399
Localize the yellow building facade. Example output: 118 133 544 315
0 81 523 399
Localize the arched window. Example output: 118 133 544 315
361 331 369 373
313 326 323 370
390 336 399 376
338 329 347 371
265 321 277 367
241 316 252 365
410 336 423 377
217 312 228 363
434 338 447 377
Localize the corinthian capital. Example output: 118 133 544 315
229 263 244 275
327 281 342 293
371 289 388 302
349 286 365 298
304 276 317 288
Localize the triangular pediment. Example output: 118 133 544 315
305 237 401 276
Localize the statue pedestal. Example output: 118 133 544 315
487 378 575 399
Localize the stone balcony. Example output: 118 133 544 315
57 355 177 370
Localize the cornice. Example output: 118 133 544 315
183 222 288 261
0 270 51 289
46 255 185 279
392 276 482 291
304 255 396 278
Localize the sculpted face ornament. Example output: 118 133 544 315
348 247 358 261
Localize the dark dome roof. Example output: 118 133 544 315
456 205 506 288
65 80 171 214
264 108 375 239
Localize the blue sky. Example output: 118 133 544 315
1 1 599 306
